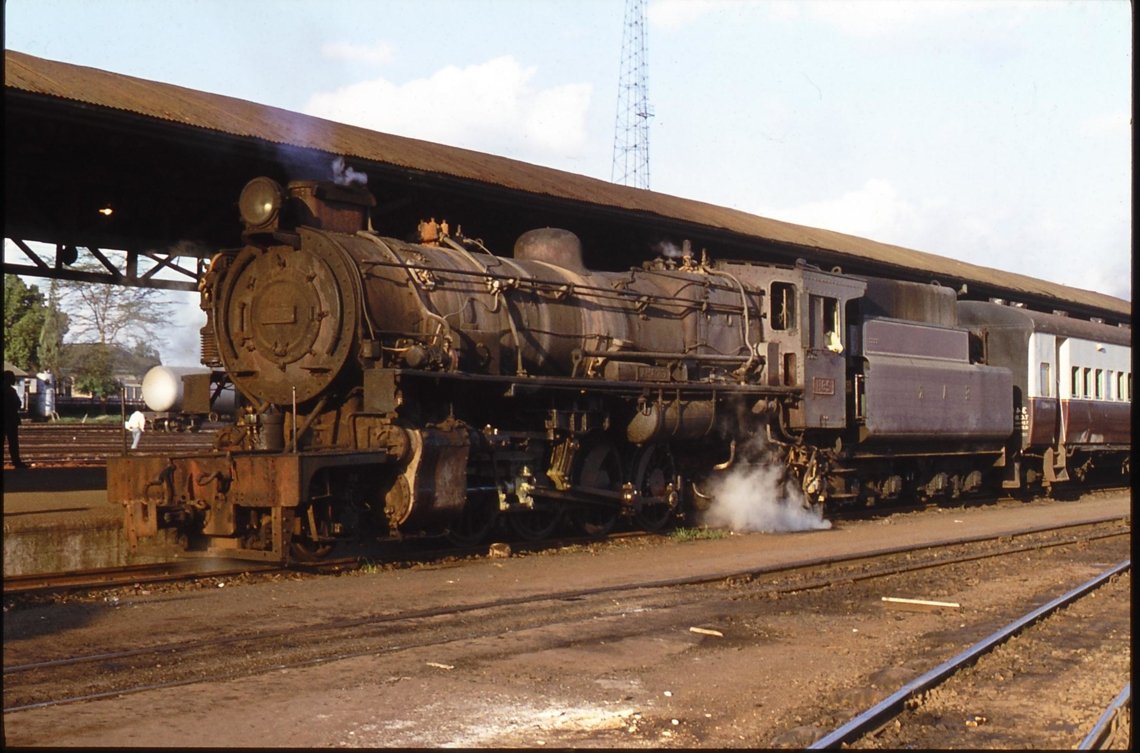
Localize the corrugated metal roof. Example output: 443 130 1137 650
5 49 1129 319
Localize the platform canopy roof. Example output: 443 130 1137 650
4 49 1129 324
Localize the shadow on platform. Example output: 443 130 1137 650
2 466 107 493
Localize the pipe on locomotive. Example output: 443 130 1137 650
206 176 769 452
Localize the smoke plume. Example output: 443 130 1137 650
332 156 368 187
700 437 832 533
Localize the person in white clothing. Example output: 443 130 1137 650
125 410 147 449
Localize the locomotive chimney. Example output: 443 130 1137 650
285 180 376 233
238 176 377 240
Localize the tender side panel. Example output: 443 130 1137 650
863 318 968 361
859 354 1013 441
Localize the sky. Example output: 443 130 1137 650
4 0 1132 367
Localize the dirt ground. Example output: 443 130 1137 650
3 491 1131 748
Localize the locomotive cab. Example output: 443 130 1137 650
794 267 865 431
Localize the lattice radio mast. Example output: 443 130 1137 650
611 0 652 189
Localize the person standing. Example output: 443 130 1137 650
125 409 147 450
4 370 28 468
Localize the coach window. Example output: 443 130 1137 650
1083 368 1093 398
771 282 796 331
1117 372 1127 401
1039 363 1052 398
1071 366 1081 397
1094 369 1103 399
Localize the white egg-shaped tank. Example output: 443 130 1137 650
142 366 211 412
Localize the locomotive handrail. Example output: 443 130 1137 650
356 233 457 354
701 264 762 376
574 348 753 363
488 254 539 376
387 366 803 395
356 255 747 313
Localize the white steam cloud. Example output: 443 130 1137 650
700 437 832 533
332 156 368 186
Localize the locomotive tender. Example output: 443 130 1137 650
109 177 1131 561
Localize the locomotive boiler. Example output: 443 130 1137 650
109 176 1130 561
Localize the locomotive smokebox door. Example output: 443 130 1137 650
801 271 865 429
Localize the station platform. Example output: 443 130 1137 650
3 466 181 577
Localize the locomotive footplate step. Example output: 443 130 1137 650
3 466 184 578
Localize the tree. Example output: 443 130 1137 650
66 342 119 398
61 340 162 399
4 274 47 369
54 265 171 396
38 279 69 379
57 265 172 347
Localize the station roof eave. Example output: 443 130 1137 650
3 49 1130 324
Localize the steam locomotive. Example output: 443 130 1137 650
109 177 1131 561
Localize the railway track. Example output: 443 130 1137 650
809 560 1131 749
1079 683 1132 750
7 422 217 467
1 560 285 596
3 517 1129 715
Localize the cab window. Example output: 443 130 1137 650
770 282 796 331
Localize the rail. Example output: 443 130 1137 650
4 520 1128 713
1078 682 1131 750
2 560 282 596
808 559 1132 749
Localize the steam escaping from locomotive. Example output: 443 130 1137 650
332 156 367 186
701 438 833 533
108 175 1129 565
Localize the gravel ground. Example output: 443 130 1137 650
855 568 1131 749
2 490 1130 748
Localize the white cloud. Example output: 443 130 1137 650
758 179 1131 301
758 178 922 245
303 55 592 166
320 41 394 67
